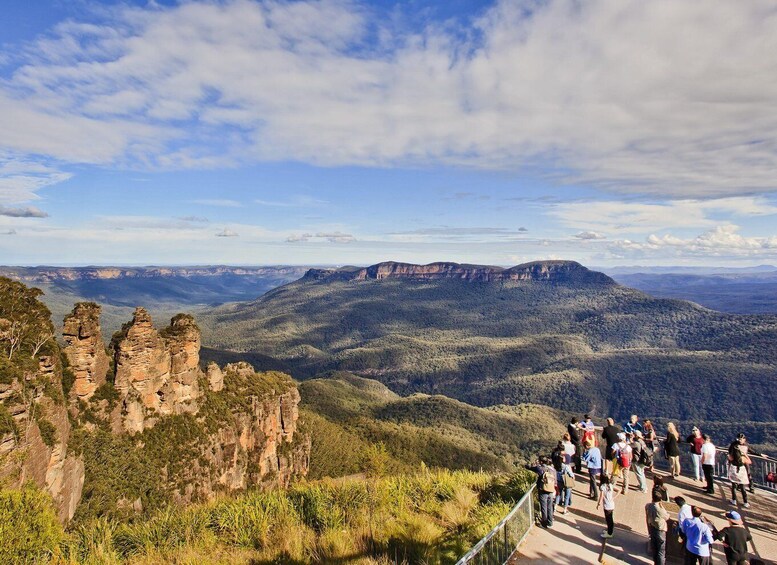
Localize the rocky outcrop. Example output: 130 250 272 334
113 308 201 433
197 363 309 494
0 356 84 523
305 260 616 285
62 303 109 400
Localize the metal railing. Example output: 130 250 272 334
455 484 536 565
650 437 777 492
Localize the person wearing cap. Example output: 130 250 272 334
681 506 714 564
715 510 752 565
645 490 669 565
613 432 633 494
700 434 716 495
686 426 705 482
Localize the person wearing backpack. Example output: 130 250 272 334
526 457 556 528
614 432 633 494
631 431 648 493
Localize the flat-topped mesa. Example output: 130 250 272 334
62 302 110 401
305 260 615 285
113 307 202 433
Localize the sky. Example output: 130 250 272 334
1 0 777 267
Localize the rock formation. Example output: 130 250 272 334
113 308 201 433
0 355 84 523
62 302 110 400
305 260 615 285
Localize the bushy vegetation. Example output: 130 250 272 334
300 372 567 479
55 468 532 564
0 483 64 564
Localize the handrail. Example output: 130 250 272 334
455 483 536 565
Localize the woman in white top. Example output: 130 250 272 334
597 473 616 538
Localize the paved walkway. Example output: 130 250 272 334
512 469 777 564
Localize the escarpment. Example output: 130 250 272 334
305 260 615 285
62 302 109 400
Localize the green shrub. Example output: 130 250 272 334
36 416 57 448
0 483 64 564
0 403 18 438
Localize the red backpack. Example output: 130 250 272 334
618 444 632 469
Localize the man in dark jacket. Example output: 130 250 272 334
716 511 752 565
568 417 583 473
602 417 622 473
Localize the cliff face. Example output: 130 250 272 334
305 260 615 285
62 302 109 400
0 355 84 523
113 308 201 433
193 363 309 497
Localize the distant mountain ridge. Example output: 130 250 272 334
0 265 308 283
305 260 615 285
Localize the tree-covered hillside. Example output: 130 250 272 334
200 263 777 427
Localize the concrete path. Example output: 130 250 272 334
512 469 777 564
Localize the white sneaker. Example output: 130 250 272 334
743 503 751 508
600 532 613 539
729 499 737 505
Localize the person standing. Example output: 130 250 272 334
602 417 622 474
525 457 557 528
557 462 575 513
700 434 716 495
597 474 617 539
686 427 705 482
624 414 644 435
652 476 669 502
674 496 692 528
631 430 648 493
568 418 583 473
728 458 750 508
665 423 681 478
681 506 714 565
729 433 762 494
582 414 597 448
614 432 633 494
715 510 752 565
645 491 669 565
583 439 602 500
562 432 576 466
643 419 657 471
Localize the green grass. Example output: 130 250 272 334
55 468 532 565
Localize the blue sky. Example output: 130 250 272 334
1 0 777 266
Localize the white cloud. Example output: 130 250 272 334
551 197 777 234
255 195 327 207
286 231 355 243
609 225 777 258
574 231 606 240
215 228 239 237
0 0 775 198
192 199 242 207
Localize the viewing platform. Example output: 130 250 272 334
458 440 777 564
512 471 777 564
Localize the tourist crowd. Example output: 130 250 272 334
525 414 770 565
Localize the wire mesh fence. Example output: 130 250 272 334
455 484 535 565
